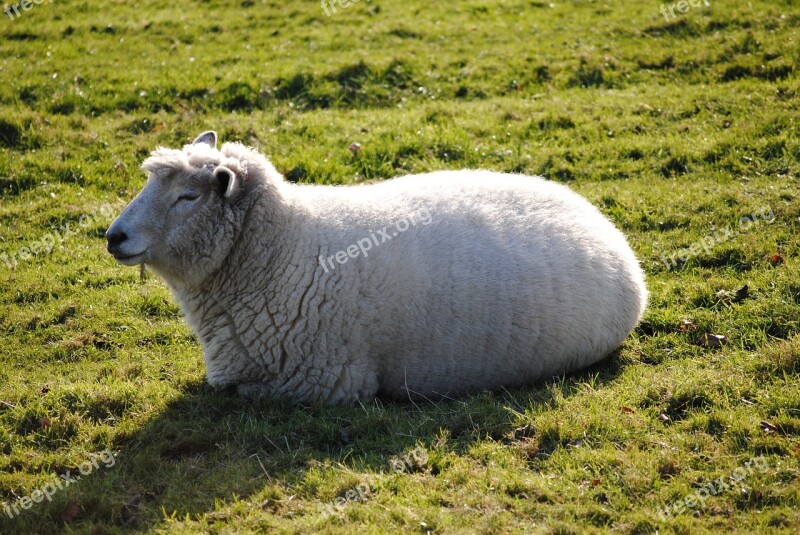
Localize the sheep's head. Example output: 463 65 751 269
106 131 250 287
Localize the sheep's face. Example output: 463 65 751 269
106 131 245 286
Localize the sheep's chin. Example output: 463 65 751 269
114 252 146 266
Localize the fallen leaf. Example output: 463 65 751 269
120 493 142 523
658 460 681 478
39 417 52 429
792 443 800 457
160 440 213 458
348 142 362 156
734 285 749 302
60 498 80 522
770 254 785 265
621 406 635 414
760 421 779 433
590 478 601 487
716 285 749 303
162 442 194 457
512 424 536 440
679 319 697 331
696 333 728 348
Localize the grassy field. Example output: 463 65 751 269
1 0 800 533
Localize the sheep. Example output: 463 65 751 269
106 131 648 404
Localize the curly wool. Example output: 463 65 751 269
133 140 648 404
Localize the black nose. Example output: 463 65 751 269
106 229 128 253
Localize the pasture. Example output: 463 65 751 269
0 0 799 533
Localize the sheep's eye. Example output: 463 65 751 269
176 194 200 203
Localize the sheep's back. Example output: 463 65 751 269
293 171 647 399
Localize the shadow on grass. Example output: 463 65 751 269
3 351 628 533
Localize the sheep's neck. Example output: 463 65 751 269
175 184 303 389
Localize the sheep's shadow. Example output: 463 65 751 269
58 349 628 531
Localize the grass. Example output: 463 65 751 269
1 0 799 533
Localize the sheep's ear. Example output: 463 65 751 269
214 165 240 200
193 131 217 149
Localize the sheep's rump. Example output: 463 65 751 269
300 170 647 399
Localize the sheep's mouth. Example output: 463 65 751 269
113 252 146 266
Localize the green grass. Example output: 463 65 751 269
1 0 800 533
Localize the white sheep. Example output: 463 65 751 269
106 131 648 404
